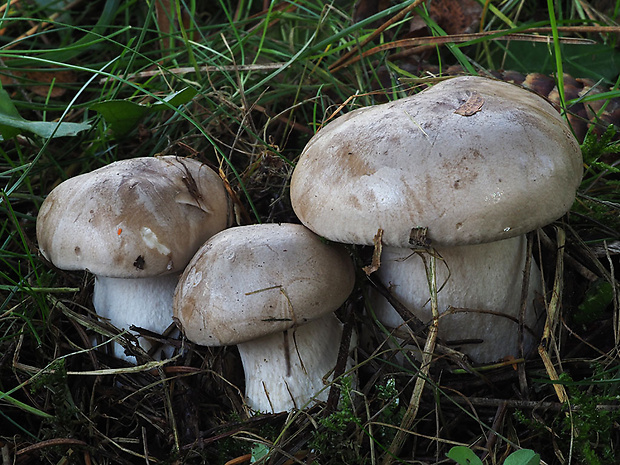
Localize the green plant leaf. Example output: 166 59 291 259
0 88 90 140
446 446 483 465
0 93 22 140
89 100 150 135
155 86 199 107
574 279 614 325
504 449 540 465
501 42 620 83
0 388 53 419
250 442 270 463
91 86 198 136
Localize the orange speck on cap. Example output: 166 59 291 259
117 228 122 235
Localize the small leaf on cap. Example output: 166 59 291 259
454 92 484 116
362 228 383 276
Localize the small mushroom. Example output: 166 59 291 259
37 156 231 360
290 76 583 363
173 223 355 413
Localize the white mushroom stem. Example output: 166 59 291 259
238 312 348 413
93 273 180 361
373 235 544 363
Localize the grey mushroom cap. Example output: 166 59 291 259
173 223 355 346
37 156 231 278
290 75 583 248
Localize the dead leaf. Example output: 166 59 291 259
408 226 430 248
429 0 483 35
356 0 482 36
362 228 383 275
0 67 76 98
455 92 484 116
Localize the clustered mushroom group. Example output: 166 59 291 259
37 76 583 413
37 157 356 413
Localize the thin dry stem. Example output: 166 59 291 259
381 252 438 465
538 227 568 404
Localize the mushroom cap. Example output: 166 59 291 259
173 223 355 346
37 156 231 278
290 76 583 248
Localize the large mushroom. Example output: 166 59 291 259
290 76 583 363
37 156 231 360
173 223 355 413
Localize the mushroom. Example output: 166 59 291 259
173 223 355 413
37 156 231 360
290 76 583 363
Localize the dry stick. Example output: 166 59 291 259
368 274 478 375
324 299 356 414
142 426 151 465
537 228 598 282
367 273 427 337
16 438 89 456
517 232 534 397
381 253 439 465
98 62 288 84
330 30 597 72
449 395 620 412
0 0 18 14
482 401 508 462
602 240 620 350
538 227 568 404
329 0 426 72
